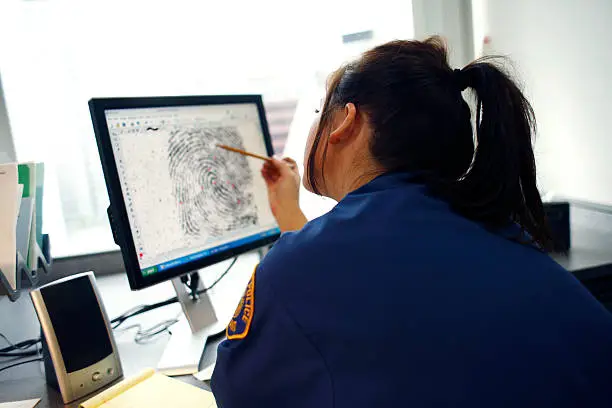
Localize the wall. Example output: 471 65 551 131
0 1 16 163
0 74 16 163
481 0 612 205
412 0 474 67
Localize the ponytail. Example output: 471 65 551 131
308 37 552 250
440 60 552 249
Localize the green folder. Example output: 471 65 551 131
17 163 38 269
17 164 31 198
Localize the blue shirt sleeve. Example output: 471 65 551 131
211 264 333 408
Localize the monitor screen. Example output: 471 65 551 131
93 98 279 287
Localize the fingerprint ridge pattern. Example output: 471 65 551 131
168 126 258 239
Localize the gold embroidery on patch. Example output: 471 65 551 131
226 267 256 340
228 320 237 332
233 297 244 320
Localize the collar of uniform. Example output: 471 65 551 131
347 171 422 196
345 171 544 252
344 171 543 251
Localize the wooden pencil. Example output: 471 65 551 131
216 144 272 162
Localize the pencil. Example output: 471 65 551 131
216 144 272 162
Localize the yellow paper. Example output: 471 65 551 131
80 368 216 408
80 369 155 408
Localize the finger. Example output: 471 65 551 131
264 173 280 184
263 162 280 178
262 168 275 180
281 157 299 172
262 172 278 186
271 157 294 175
262 159 274 170
261 167 279 183
261 166 273 179
261 165 274 177
263 157 293 181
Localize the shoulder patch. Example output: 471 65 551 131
227 269 256 340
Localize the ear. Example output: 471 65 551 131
328 103 357 145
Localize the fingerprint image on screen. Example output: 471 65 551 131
167 126 259 238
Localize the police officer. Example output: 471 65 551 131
211 36 612 407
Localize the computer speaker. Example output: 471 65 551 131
30 272 123 403
544 202 571 252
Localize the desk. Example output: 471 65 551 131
0 255 256 407
552 248 612 310
550 205 612 308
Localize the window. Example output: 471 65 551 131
0 0 413 257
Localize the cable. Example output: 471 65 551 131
111 297 178 329
0 333 40 353
134 319 179 344
5 339 40 351
0 357 43 374
0 350 40 358
197 257 238 295
114 315 180 344
0 333 16 349
110 257 238 330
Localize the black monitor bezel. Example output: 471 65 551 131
89 95 280 290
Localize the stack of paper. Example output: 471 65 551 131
80 368 216 408
0 163 19 290
0 162 44 293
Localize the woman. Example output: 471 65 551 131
211 37 612 407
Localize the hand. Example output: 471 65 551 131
261 157 307 232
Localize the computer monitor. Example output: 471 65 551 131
89 95 280 373
89 95 280 291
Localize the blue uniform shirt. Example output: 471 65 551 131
212 172 612 407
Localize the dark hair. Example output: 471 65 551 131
307 36 552 250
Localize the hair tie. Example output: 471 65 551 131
453 68 469 91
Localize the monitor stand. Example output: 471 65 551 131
156 251 265 376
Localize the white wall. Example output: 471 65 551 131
0 1 16 163
482 0 612 205
0 74 16 163
412 0 474 67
